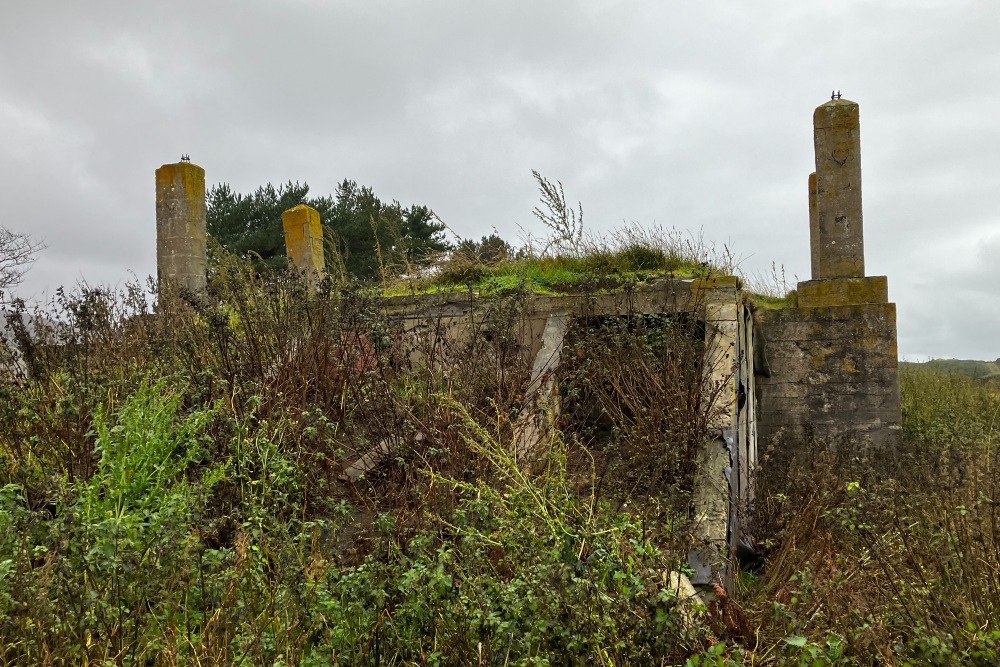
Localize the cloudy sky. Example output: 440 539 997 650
1 0 997 359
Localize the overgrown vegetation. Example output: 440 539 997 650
2 250 997 664
386 224 742 297
0 257 725 665
0 172 991 662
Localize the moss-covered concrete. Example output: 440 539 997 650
155 161 207 295
797 275 888 308
282 204 325 285
754 302 901 449
813 99 865 279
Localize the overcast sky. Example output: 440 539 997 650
1 0 997 359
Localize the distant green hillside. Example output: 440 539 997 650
902 358 1000 380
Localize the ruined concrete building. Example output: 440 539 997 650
155 98 901 591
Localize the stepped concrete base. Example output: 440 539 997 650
755 302 901 449
797 276 887 308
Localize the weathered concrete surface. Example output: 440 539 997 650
282 204 325 285
514 315 569 461
689 434 732 587
665 571 706 628
689 283 757 592
754 302 901 448
808 172 820 280
156 161 207 295
381 276 731 322
813 99 865 279
797 275 888 308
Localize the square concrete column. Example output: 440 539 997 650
156 161 207 295
813 99 865 279
282 204 326 285
689 277 741 592
808 172 820 280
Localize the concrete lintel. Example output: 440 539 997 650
380 275 737 322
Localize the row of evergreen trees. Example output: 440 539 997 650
206 180 450 280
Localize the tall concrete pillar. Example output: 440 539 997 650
282 204 326 285
769 98 901 450
156 160 207 295
808 172 820 280
813 98 864 279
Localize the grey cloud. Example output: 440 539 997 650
1 0 997 358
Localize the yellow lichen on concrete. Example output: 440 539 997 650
282 204 325 284
810 345 837 369
693 276 740 289
797 276 888 308
155 161 207 295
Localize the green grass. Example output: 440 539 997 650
744 289 798 310
384 226 805 307
385 259 707 297
385 243 721 297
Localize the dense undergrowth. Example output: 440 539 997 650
0 250 997 664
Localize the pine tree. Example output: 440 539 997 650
206 180 449 281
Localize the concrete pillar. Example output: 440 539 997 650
689 278 741 592
515 314 569 463
156 160 207 295
808 172 820 280
282 204 325 285
813 98 864 279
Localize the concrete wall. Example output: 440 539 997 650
754 302 901 448
383 278 758 593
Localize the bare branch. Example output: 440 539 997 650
0 226 44 293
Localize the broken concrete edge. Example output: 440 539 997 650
514 315 570 461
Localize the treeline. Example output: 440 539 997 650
206 180 450 280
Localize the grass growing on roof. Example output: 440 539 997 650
385 224 736 296
744 289 798 310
